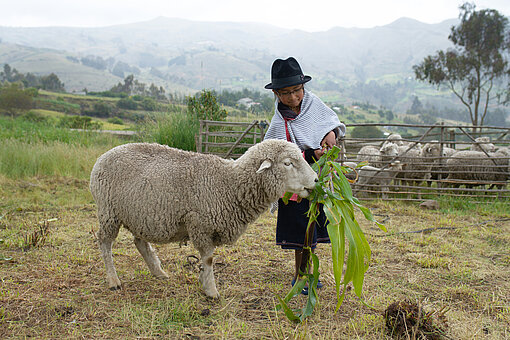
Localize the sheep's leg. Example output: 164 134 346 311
134 237 169 279
198 247 219 298
97 211 122 290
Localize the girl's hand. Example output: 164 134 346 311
321 130 337 150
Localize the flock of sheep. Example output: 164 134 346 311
345 134 510 198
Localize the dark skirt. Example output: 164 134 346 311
276 198 330 250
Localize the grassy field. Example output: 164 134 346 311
1 176 509 339
0 116 509 339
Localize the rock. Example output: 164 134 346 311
420 200 440 210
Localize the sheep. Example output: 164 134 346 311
430 146 457 184
396 142 441 187
356 145 380 166
446 148 510 189
356 142 398 168
382 133 406 147
353 161 403 199
89 139 318 298
469 137 496 153
378 142 399 167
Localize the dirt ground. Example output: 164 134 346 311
1 176 509 339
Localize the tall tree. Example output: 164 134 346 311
413 3 509 128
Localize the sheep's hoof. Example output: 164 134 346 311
109 284 122 291
153 270 169 279
204 287 220 299
205 291 220 299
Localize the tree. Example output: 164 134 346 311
350 125 384 139
407 96 424 115
40 73 65 92
187 90 227 121
0 83 34 116
413 3 510 129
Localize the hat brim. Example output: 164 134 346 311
264 75 311 90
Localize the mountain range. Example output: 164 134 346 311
0 16 457 103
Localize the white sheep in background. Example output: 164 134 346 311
356 145 380 166
470 136 496 153
446 148 510 189
353 161 403 199
382 133 406 147
396 142 441 187
89 139 318 298
378 142 399 167
356 142 399 168
430 146 457 183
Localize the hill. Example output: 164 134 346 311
0 16 456 96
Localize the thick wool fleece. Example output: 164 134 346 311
89 139 309 252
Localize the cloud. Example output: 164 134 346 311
1 0 509 31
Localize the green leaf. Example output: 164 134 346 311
276 296 301 322
281 191 293 205
276 143 385 323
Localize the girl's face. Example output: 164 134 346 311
274 84 304 108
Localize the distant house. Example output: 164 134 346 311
237 98 260 109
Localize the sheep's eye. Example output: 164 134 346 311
284 160 292 166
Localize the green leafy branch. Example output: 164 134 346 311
276 145 386 322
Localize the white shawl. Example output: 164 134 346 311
264 89 345 149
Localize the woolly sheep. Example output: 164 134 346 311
356 145 380 166
356 143 398 168
430 146 457 183
382 133 406 147
89 139 318 298
446 148 510 189
353 161 403 199
470 137 496 153
396 142 441 187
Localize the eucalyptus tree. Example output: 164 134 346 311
413 3 509 129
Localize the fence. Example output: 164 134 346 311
338 123 510 202
197 120 510 202
197 120 269 158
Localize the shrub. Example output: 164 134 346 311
141 97 158 111
117 98 138 110
138 108 197 151
107 117 124 125
350 125 385 139
91 102 112 118
58 116 102 130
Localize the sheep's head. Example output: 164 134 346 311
379 142 398 157
421 142 441 158
253 140 318 198
472 137 496 152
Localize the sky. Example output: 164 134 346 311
1 0 510 32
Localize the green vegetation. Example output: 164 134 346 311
413 3 510 127
0 79 508 338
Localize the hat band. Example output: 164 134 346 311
271 74 306 89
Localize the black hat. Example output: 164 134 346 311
264 57 311 89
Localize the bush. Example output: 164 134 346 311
117 98 138 110
141 97 158 111
107 117 124 125
350 125 385 139
58 116 102 130
138 108 197 151
91 102 112 118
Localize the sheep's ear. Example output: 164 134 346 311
256 160 272 173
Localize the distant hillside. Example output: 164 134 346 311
0 16 463 114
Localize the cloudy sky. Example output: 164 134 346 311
2 0 510 31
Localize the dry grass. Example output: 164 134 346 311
0 176 509 339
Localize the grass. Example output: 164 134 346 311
0 174 508 339
0 114 509 338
